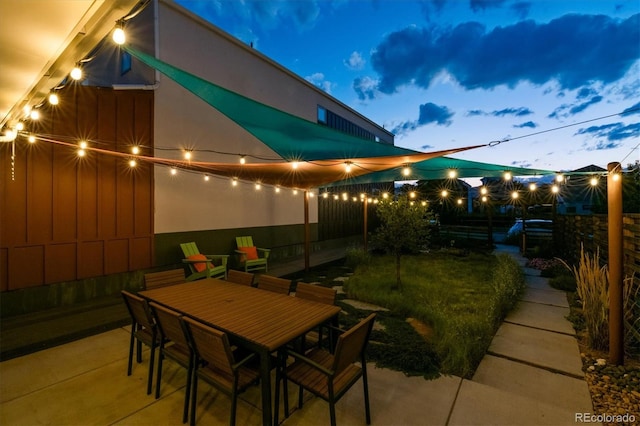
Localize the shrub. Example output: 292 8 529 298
549 274 577 292
345 246 372 269
560 246 609 351
489 254 526 324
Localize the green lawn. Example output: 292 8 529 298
288 251 524 378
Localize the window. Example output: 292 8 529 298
317 106 327 124
120 51 132 75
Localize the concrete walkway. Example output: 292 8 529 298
448 244 593 425
0 245 594 425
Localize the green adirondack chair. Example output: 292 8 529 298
235 236 270 273
180 242 229 281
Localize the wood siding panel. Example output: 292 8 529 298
131 237 152 270
46 243 77 284
28 141 53 243
78 241 104 279
10 246 44 289
0 86 154 291
106 239 129 274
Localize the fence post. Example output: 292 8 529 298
607 162 624 365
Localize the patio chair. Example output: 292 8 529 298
121 290 160 395
226 269 255 286
294 283 337 351
275 313 376 426
180 242 229 281
144 269 186 290
235 236 270 273
149 302 194 424
182 317 261 426
256 274 291 295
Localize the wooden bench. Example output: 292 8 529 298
144 269 186 290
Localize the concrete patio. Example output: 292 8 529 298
0 245 594 425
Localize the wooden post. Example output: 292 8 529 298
304 190 310 272
607 162 624 365
363 197 368 251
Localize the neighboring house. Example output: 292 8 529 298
561 165 607 214
0 0 392 308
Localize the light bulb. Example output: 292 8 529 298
457 198 463 205
239 156 246 165
382 193 389 199
511 191 519 199
409 191 416 199
504 171 512 181
590 177 598 186
344 162 352 173
309 192 314 198
291 161 298 170
49 93 59 105
70 66 83 81
129 159 137 167
30 110 40 120
402 166 411 176
441 190 448 198
131 146 140 155
552 185 559 194
292 189 298 195
204 175 210 181
480 187 488 195
448 170 457 179
79 140 88 149
184 150 192 160
556 174 564 183
232 178 238 186
28 135 36 143
481 196 488 202
113 27 126 45
322 192 328 199
529 183 537 191
612 173 620 182
78 149 86 157
333 194 339 200
255 183 261 190
170 167 177 175
275 186 280 193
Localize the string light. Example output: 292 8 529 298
30 110 40 120
291 161 298 170
480 187 488 195
382 192 389 199
77 149 86 157
79 140 88 149
48 92 59 105
309 192 314 198
344 161 352 173
511 191 519 199
504 171 512 181
448 169 457 179
28 135 36 143
183 150 192 160
112 21 126 45
556 174 564 183
275 186 280 193
529 183 537 191
255 182 262 190
239 155 246 165
457 198 463 205
333 194 339 200
204 174 209 181
70 65 83 81
441 190 448 197
129 159 137 167
131 146 140 155
16 122 24 131
481 196 488 202
402 164 411 176
409 191 416 198
590 177 599 186
170 167 177 175
612 173 621 182
232 177 238 186
322 192 329 199
551 184 559 194
292 189 298 195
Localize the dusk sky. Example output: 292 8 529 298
174 0 640 175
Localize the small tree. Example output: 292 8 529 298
372 194 432 290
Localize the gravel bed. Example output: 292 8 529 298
581 350 640 426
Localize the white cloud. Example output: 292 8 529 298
344 51 365 70
305 72 334 94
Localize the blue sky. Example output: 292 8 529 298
175 0 640 174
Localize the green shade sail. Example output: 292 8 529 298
124 46 556 185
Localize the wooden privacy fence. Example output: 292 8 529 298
554 214 640 283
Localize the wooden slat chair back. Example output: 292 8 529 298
180 242 229 281
235 236 270 273
144 269 185 290
121 290 159 395
294 283 338 352
276 313 376 426
182 317 261 426
295 282 337 305
149 302 193 423
257 275 291 295
226 269 255 287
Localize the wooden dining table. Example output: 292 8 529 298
139 278 341 426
